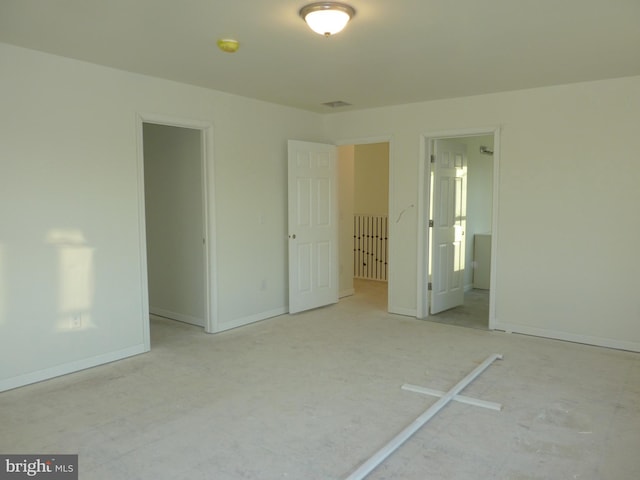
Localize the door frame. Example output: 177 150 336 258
335 135 393 313
417 127 500 329
136 113 218 348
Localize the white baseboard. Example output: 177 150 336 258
216 306 288 333
339 288 355 298
389 306 417 317
150 307 204 327
492 321 640 353
0 344 147 393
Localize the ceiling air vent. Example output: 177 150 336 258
322 100 351 108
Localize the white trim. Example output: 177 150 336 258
339 288 355 298
488 129 501 330
201 122 219 333
416 137 430 319
135 115 152 351
334 135 393 147
136 113 218 336
0 344 146 393
345 354 502 479
417 127 500 330
389 306 417 317
401 384 502 411
150 308 204 327
493 322 640 353
217 307 288 332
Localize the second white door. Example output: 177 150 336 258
288 140 338 314
430 139 467 314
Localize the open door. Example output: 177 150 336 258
288 140 338 314
430 139 467 314
143 123 206 328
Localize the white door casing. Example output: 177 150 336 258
430 139 467 314
288 140 338 314
136 112 217 345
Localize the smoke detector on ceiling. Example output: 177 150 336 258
217 39 240 53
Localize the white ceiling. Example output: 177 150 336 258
1 0 639 113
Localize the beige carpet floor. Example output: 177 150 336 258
1 281 639 479
427 288 490 330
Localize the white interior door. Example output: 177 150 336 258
430 139 467 314
288 140 338 314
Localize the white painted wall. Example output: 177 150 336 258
0 43 325 391
337 145 355 297
326 76 640 351
354 143 389 216
461 135 494 289
143 123 205 326
1 40 639 392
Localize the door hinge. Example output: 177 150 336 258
430 154 435 163
428 282 433 291
429 219 434 228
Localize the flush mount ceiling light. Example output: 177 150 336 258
299 2 356 37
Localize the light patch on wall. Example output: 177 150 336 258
45 229 95 332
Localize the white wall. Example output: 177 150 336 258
326 76 640 351
337 145 355 297
143 123 205 326
0 42 325 391
354 143 389 216
2 41 639 392
461 135 494 289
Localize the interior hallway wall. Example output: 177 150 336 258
325 75 640 351
354 142 389 216
461 135 494 289
337 145 355 297
143 123 205 326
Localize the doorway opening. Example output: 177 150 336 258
337 141 390 312
418 129 499 330
137 115 217 349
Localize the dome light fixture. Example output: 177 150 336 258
299 2 356 37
